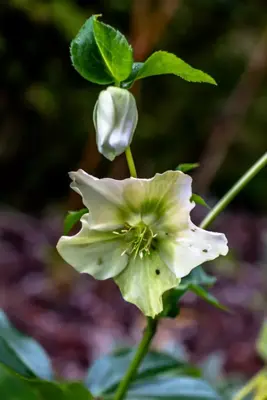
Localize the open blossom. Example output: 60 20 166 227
93 87 138 161
57 169 228 317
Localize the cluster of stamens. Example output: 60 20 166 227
113 222 157 258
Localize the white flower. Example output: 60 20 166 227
57 169 228 317
93 87 138 161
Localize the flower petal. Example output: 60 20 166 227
158 223 228 278
57 214 128 279
115 252 180 318
122 171 193 231
69 170 193 231
70 169 126 229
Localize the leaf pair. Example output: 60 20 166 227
71 15 216 87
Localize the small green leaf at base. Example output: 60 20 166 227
64 208 88 235
160 288 187 319
134 51 216 85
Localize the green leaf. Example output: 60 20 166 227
62 382 93 399
133 51 216 85
189 285 229 312
191 194 210 209
121 62 144 88
180 266 216 289
0 337 34 378
0 363 38 399
0 311 53 380
70 15 133 84
0 363 93 400
176 163 199 173
256 319 267 362
85 349 199 396
31 380 93 399
93 16 133 82
160 288 187 319
63 208 88 235
122 376 221 400
162 267 221 317
179 268 228 312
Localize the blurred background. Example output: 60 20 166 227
0 0 267 394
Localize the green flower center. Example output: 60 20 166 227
114 222 157 258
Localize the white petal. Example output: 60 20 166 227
69 170 193 231
115 252 180 318
94 87 138 161
158 223 228 278
106 87 138 154
70 169 126 229
96 90 115 147
57 214 128 279
122 171 193 231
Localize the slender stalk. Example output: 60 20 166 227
113 317 158 400
114 145 157 400
200 152 267 229
125 146 137 178
232 369 267 400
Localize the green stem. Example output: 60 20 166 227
113 317 158 400
114 145 156 400
125 146 137 178
200 152 267 229
232 368 267 400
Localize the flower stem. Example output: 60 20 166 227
115 147 156 400
113 317 158 400
125 146 137 178
200 152 267 229
232 368 267 400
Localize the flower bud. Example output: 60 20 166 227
93 86 138 161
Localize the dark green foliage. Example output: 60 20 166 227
85 348 221 399
0 311 53 379
0 311 93 398
162 266 227 318
70 15 133 84
0 310 220 399
134 51 216 84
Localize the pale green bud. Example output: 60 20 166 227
93 86 138 161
